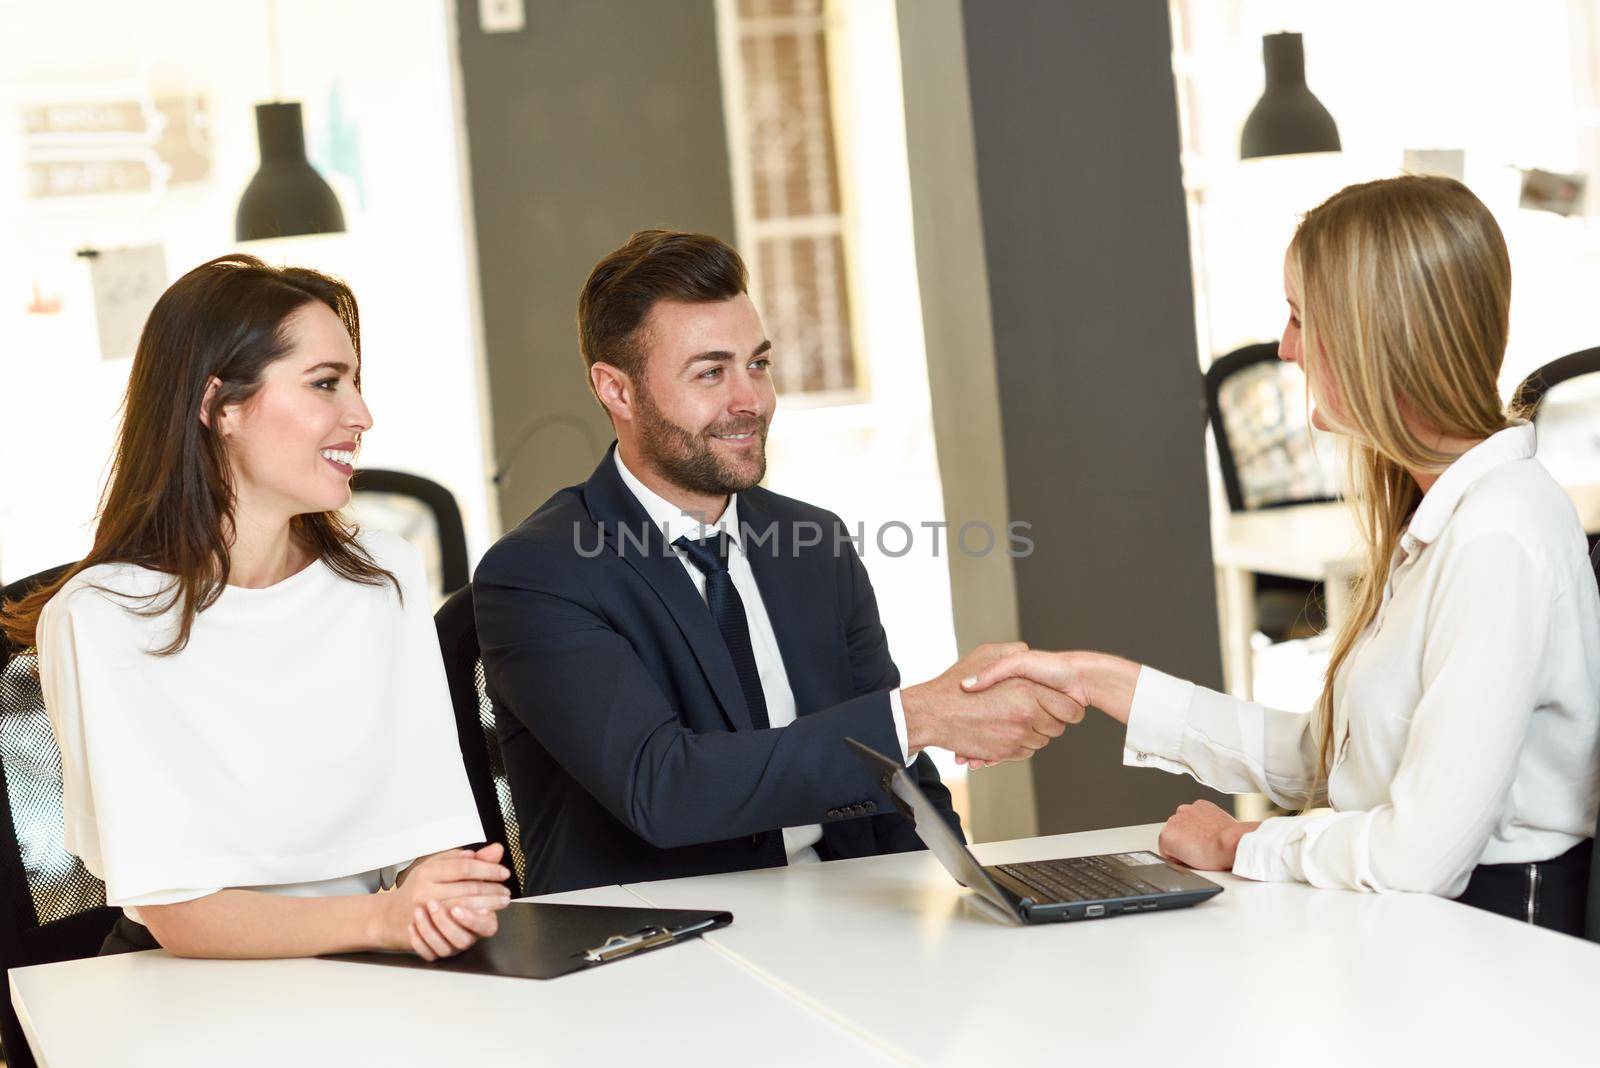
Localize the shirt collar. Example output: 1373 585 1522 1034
1404 422 1536 550
613 447 743 552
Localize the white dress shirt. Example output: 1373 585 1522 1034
1124 424 1600 896
613 450 910 865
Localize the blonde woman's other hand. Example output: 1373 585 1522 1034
1157 800 1259 871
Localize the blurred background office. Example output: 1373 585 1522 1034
2 0 1598 843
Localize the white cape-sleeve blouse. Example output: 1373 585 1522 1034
36 530 485 910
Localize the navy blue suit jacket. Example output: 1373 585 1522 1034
473 446 963 894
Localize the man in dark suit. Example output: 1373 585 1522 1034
474 230 1080 894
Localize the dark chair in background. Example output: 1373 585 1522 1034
1513 345 1600 417
0 564 116 1068
434 585 525 897
1515 346 1600 560
1205 341 1340 641
1585 539 1600 944
350 469 470 597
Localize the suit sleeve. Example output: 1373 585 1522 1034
832 519 966 847
474 534 909 850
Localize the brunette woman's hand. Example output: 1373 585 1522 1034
1157 800 1260 871
375 843 512 959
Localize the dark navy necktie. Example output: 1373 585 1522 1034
674 532 771 731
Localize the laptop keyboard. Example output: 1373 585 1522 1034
995 856 1164 903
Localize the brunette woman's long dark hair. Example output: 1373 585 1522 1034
0 254 396 654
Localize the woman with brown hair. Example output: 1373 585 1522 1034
0 255 509 959
963 175 1600 934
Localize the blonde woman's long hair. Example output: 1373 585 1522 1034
1294 175 1515 799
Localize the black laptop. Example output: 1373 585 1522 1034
846 737 1222 924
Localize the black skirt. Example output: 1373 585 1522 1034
1453 837 1592 937
99 914 162 955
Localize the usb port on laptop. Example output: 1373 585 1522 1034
1085 905 1106 918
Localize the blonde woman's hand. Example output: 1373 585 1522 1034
376 842 512 960
1157 800 1260 871
953 650 1099 768
960 650 1093 708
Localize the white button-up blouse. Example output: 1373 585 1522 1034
1124 424 1600 896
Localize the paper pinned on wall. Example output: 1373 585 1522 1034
83 245 167 361
1519 169 1588 217
1402 149 1465 181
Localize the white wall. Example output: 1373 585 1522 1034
759 0 963 776
763 0 960 692
1174 0 1600 389
0 0 493 582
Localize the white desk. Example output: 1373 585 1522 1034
619 823 1600 1064
14 827 1600 1066
6 885 884 1068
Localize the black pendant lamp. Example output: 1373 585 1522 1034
235 102 345 240
1240 32 1341 160
235 0 344 241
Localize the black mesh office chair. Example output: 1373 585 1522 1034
0 565 117 1068
1205 341 1341 640
434 585 525 896
350 469 470 597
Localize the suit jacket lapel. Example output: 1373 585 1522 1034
583 445 753 732
739 493 832 718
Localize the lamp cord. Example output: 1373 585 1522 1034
491 412 606 488
267 0 282 101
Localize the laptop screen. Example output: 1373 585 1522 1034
844 738 1023 921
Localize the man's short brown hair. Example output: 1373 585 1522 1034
577 230 749 386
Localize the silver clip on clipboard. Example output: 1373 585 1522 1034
581 917 720 963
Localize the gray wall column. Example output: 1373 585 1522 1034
454 0 738 528
896 0 1036 843
902 0 1226 835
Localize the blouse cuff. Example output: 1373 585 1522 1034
1121 666 1194 775
1232 815 1300 883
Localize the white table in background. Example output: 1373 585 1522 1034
7 885 884 1068
621 823 1600 1066
1210 483 1600 699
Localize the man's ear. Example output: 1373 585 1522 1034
590 362 636 424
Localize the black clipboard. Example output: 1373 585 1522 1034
326 902 732 980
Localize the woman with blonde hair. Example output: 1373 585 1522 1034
964 175 1600 933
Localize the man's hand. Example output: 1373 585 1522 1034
900 643 1084 763
955 650 1137 768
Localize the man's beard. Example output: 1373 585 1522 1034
634 386 768 498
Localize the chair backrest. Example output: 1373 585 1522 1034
1588 540 1600 944
1205 341 1340 512
349 469 470 596
0 565 117 1068
1512 345 1600 418
433 585 525 896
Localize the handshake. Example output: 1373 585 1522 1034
901 643 1103 767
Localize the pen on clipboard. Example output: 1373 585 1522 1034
581 917 720 963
